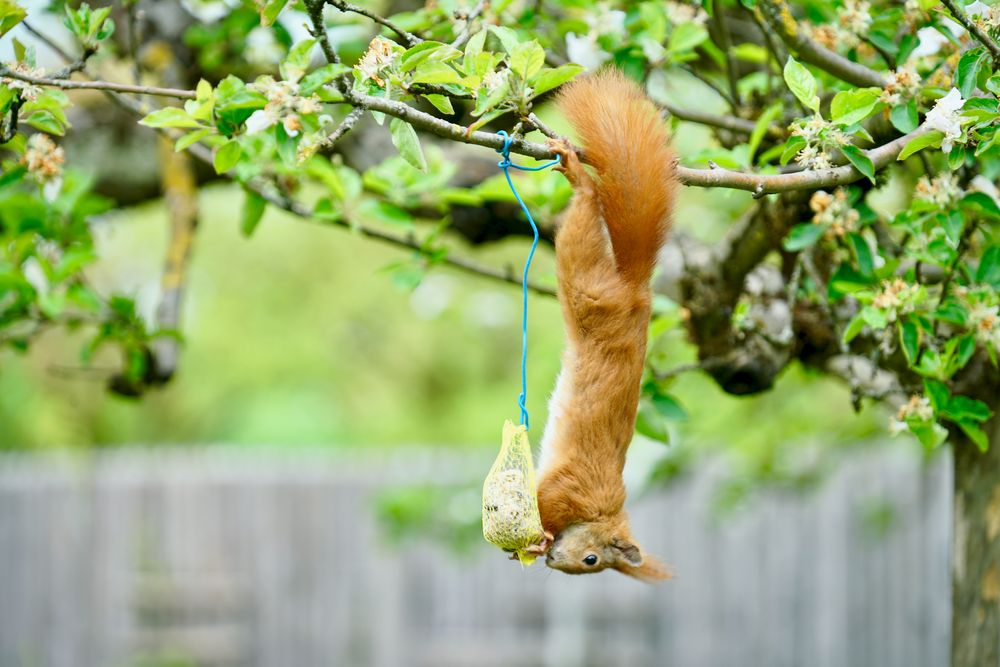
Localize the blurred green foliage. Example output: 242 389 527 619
1 183 885 451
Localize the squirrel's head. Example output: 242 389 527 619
544 514 671 582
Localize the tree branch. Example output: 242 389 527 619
661 103 786 139
7 61 924 197
324 0 422 46
758 0 887 88
0 67 196 99
305 0 342 65
939 0 1000 65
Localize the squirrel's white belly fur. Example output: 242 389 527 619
537 349 575 475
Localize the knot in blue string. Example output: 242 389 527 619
494 130 561 429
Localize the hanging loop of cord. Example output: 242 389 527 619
494 130 561 429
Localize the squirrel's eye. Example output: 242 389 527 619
583 554 599 566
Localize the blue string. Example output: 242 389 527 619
495 130 561 429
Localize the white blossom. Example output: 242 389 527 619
179 0 234 23
565 32 611 70
911 27 950 58
923 88 965 152
244 110 273 135
970 175 1000 206
245 27 284 66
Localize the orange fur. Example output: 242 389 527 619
536 70 676 582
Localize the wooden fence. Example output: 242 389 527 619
0 444 952 667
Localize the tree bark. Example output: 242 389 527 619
952 399 1000 667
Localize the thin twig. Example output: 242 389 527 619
526 112 559 139
711 0 741 109
758 0 887 88
319 107 365 151
0 67 196 99
654 361 705 381
450 0 487 49
940 0 1000 64
305 0 342 65
20 20 75 62
661 103 786 139
325 0 422 46
21 20 94 80
680 64 737 108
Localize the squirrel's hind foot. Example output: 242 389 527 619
546 138 592 191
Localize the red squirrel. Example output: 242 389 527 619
535 70 676 582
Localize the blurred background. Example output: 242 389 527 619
0 157 952 667
0 1 956 666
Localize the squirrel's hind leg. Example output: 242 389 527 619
547 139 621 304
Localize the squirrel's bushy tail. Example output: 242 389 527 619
556 69 676 285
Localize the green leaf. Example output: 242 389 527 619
909 420 948 449
783 56 819 113
259 0 288 26
780 135 807 165
635 398 670 442
861 305 889 330
783 222 825 251
400 42 447 72
956 46 988 99
463 29 487 70
890 99 919 133
509 41 545 81
960 191 1000 220
843 313 866 343
410 61 462 85
139 107 202 129
848 232 874 276
280 39 317 83
944 395 992 423
489 26 520 55
748 102 782 164
356 199 413 228
976 245 1000 287
530 64 584 97
300 63 350 95
948 143 967 170
422 93 454 114
241 189 267 237
651 393 688 421
934 300 968 327
213 140 242 174
841 144 875 184
959 422 989 451
923 378 950 412
473 77 509 116
830 88 881 126
275 123 298 166
174 128 211 152
897 131 944 160
390 118 426 172
900 318 920 363
667 23 709 54
0 0 26 38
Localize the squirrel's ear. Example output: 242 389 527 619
611 539 643 567
620 554 673 583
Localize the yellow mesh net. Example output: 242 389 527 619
482 420 546 565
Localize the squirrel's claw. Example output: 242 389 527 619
546 138 589 189
523 530 556 555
